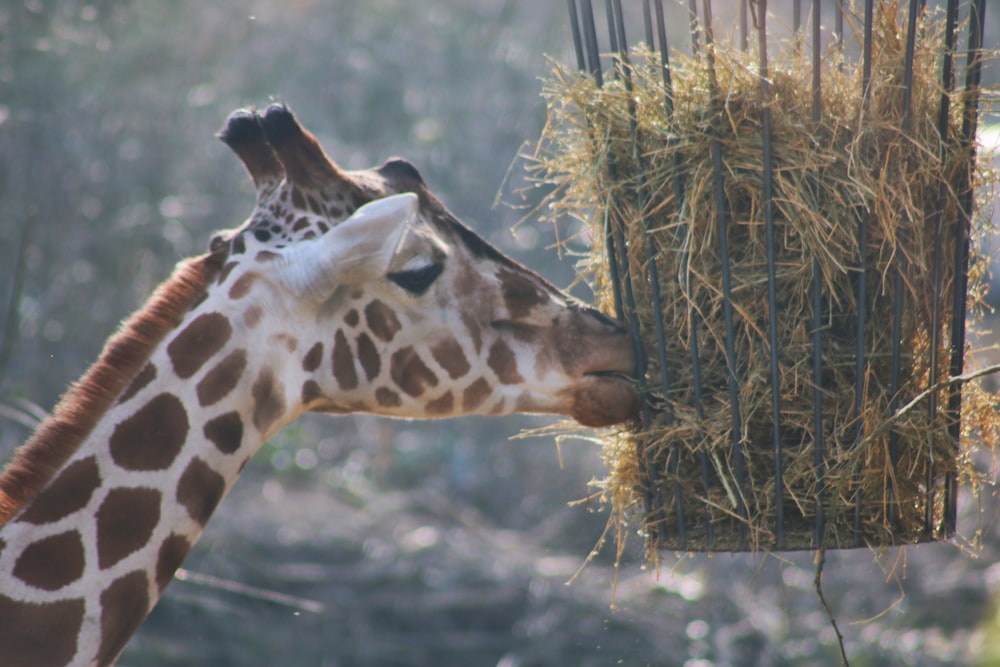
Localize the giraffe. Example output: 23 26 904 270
0 104 639 667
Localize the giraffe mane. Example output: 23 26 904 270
0 251 226 527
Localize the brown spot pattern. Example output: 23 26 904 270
155 534 192 593
109 393 189 471
426 392 454 416
431 338 470 380
252 368 286 433
462 378 492 411
16 455 100 525
203 412 243 454
365 300 401 342
487 340 524 384
301 342 324 372
167 312 233 379
13 530 85 591
243 305 263 328
375 387 402 407
255 250 280 262
227 272 257 300
97 570 149 667
390 347 439 397
301 380 323 404
96 487 161 570
118 362 156 405
196 348 248 407
0 596 84 667
332 330 358 390
344 309 360 327
356 333 380 381
499 267 549 318
176 457 226 526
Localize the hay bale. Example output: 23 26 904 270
529 6 999 553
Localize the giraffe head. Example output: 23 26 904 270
212 104 639 428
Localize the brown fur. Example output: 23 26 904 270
0 251 225 526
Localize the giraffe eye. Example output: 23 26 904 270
387 263 443 295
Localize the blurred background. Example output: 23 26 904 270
2 1 1000 665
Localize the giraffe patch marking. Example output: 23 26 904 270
204 412 244 454
487 340 524 384
375 387 401 407
426 391 454 415
13 530 85 591
499 266 549 318
156 534 192 593
97 570 149 667
365 300 401 342
109 393 189 471
251 368 286 433
227 272 257 300
16 455 101 525
177 457 226 526
302 342 324 372
0 596 84 666
390 346 439 397
118 362 156 405
344 309 360 327
243 305 263 328
356 333 380 381
431 338 470 380
167 312 233 378
462 378 492 411
301 380 323 404
96 487 161 570
196 348 248 407
332 329 358 390
255 250 280 262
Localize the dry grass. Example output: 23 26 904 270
527 4 999 554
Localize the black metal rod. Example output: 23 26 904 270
700 0 748 545
851 0 875 548
568 0 587 73
924 0 959 537
755 0 785 548
884 0 922 529
946 0 987 536
810 0 827 551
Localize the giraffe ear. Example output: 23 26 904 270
278 193 420 299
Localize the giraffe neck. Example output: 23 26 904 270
0 251 303 667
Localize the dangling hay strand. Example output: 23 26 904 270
528 4 999 554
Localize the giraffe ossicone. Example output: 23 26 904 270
0 103 640 666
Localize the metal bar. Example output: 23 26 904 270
925 0 959 537
851 0 875 548
688 0 701 54
810 0 827 549
580 0 603 86
754 0 785 548
601 0 664 546
701 0 748 545
658 0 714 547
946 0 987 536
884 0 922 529
568 0 587 73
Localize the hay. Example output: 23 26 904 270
528 4 999 553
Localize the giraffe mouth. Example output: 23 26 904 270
568 372 641 427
